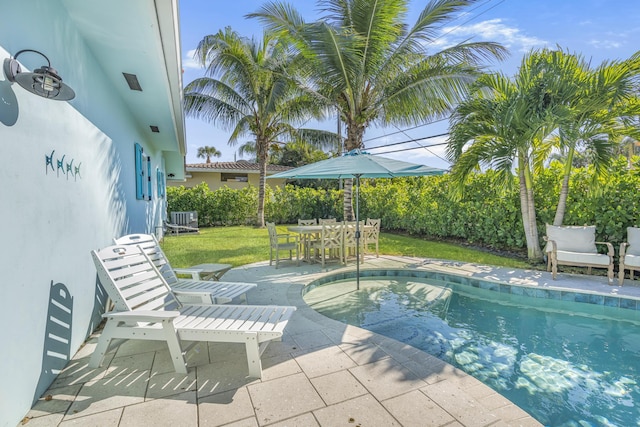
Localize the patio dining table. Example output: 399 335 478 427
287 223 372 263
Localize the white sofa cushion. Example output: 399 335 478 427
626 227 640 256
555 251 611 266
545 225 597 254
624 253 640 268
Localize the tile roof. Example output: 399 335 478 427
185 161 293 173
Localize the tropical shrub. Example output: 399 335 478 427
167 157 640 253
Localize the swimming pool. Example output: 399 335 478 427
303 271 640 426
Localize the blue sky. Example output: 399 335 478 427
179 0 640 169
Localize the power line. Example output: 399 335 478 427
390 125 450 162
428 0 507 47
373 140 449 156
362 117 449 143
367 132 449 149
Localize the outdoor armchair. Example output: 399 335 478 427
544 224 614 284
618 226 640 285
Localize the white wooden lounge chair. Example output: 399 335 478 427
544 224 614 284
618 226 640 285
114 233 255 304
89 244 296 377
163 220 200 235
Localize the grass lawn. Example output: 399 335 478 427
161 225 533 270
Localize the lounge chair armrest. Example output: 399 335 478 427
102 310 181 322
172 268 202 279
595 241 614 256
173 290 215 304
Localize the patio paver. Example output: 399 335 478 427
25 253 639 426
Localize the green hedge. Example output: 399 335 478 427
167 157 640 252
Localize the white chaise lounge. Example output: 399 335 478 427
544 224 614 284
619 226 640 286
114 233 255 304
89 244 296 377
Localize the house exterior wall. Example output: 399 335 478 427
170 170 289 190
0 2 169 425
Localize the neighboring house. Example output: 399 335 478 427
0 1 185 425
169 160 292 190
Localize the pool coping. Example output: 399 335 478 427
304 267 640 312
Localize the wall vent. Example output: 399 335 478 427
123 73 142 91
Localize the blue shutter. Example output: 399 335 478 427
134 143 143 200
146 156 152 200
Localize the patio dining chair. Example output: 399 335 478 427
310 223 343 267
267 222 299 268
319 218 337 225
298 219 317 225
298 218 319 259
364 218 381 257
343 221 365 265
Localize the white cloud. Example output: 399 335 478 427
183 49 204 70
431 18 548 53
588 39 621 49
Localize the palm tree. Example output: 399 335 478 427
249 0 507 220
196 146 222 163
534 50 640 225
184 27 336 227
447 52 564 261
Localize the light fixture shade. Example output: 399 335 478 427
3 50 75 101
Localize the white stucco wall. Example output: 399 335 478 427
0 2 168 425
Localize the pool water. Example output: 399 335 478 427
303 276 640 426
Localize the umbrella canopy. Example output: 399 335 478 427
268 149 446 180
268 150 447 289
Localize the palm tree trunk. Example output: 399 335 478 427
519 157 543 260
553 147 574 226
343 178 354 220
256 140 268 228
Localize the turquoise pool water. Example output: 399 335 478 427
303 273 640 426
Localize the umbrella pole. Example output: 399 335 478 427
355 174 361 290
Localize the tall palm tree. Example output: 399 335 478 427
196 146 222 163
533 50 640 225
184 27 336 227
249 0 507 220
447 52 564 261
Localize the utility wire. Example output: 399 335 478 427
428 0 507 46
367 132 449 149
389 125 450 162
373 140 449 156
362 117 449 143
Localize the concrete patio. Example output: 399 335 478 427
22 254 640 426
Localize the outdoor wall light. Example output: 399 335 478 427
3 49 75 101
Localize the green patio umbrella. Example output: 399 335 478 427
268 150 447 288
